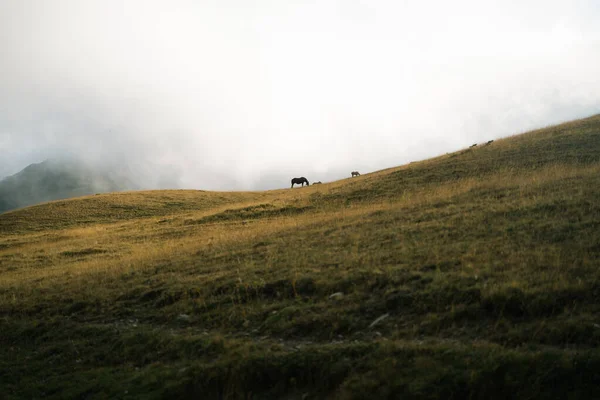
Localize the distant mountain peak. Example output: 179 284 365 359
0 158 138 213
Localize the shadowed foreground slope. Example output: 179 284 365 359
1 114 600 399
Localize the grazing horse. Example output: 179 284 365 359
291 177 309 188
351 171 360 177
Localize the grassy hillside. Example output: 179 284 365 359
2 114 600 399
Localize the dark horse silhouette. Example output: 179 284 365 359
291 177 309 188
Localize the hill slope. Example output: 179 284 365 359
0 158 138 214
1 114 600 399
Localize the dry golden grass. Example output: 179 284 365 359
2 114 600 399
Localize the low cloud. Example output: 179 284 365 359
1 0 599 189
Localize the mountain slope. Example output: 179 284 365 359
1 114 600 399
0 158 138 214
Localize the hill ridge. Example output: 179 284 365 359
0 157 138 214
1 113 600 398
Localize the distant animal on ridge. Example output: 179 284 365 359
351 171 360 177
486 140 494 145
291 177 309 188
313 181 322 185
470 144 477 148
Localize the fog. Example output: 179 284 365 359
1 0 599 190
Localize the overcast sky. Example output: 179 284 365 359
1 0 599 190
